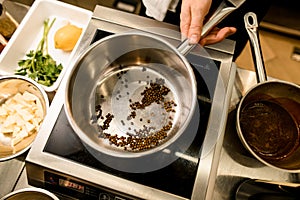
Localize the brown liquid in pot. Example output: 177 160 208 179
240 99 300 161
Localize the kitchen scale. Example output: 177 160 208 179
25 5 236 200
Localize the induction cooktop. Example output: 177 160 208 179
25 5 236 200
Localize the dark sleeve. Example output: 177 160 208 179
211 0 273 60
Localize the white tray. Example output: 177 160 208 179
0 0 92 92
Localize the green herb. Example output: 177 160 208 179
15 18 63 87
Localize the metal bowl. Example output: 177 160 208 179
0 187 59 200
0 75 49 161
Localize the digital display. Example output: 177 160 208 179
45 171 136 200
59 179 84 193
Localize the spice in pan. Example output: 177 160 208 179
99 113 114 131
128 111 136 119
93 76 177 151
103 122 171 151
90 106 114 131
129 82 171 110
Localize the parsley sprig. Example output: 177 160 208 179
15 18 63 87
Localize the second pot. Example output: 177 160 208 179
236 12 300 172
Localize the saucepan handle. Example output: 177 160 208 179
178 0 242 55
244 12 267 83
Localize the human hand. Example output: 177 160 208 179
180 0 236 45
199 26 237 46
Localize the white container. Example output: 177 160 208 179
0 0 92 92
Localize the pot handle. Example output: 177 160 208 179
244 12 267 83
178 0 243 55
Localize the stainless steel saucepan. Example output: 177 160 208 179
65 31 198 158
64 0 246 172
65 31 207 173
236 12 300 172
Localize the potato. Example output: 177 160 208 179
54 23 82 51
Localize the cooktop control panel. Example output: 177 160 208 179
45 171 139 200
